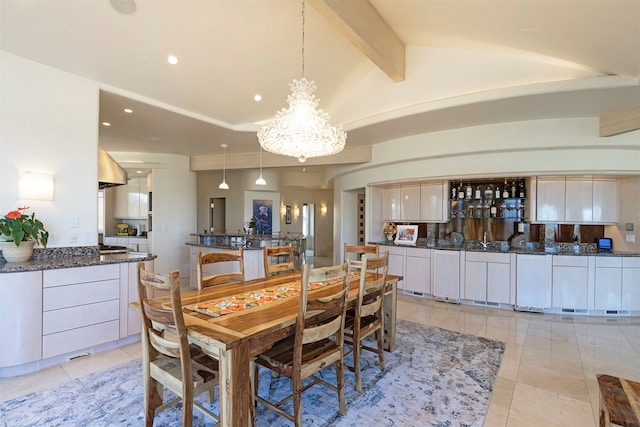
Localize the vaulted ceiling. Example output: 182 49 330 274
1 0 638 171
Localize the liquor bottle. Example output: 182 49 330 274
490 200 497 218
465 182 473 199
458 181 465 200
484 185 493 199
510 180 517 198
519 179 526 198
495 186 501 199
451 183 457 200
502 179 510 198
475 185 482 199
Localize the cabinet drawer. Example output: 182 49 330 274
385 245 405 256
43 264 119 287
553 255 588 267
623 258 640 268
42 320 119 359
43 300 119 335
596 257 622 268
465 251 510 263
43 279 120 311
406 247 430 258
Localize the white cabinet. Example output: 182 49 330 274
382 187 401 221
565 178 592 223
622 257 640 311
404 247 430 295
533 176 618 224
592 178 618 223
115 177 149 219
385 245 405 291
551 255 591 310
42 265 120 358
464 251 513 304
382 185 420 221
0 271 43 368
400 185 421 220
535 177 566 222
432 250 461 301
119 260 154 338
420 181 448 222
516 254 551 309
594 257 623 310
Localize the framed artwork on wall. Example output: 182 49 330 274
394 225 418 245
285 205 292 224
253 199 273 234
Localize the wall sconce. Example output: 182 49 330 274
321 204 327 215
294 206 300 218
281 204 287 217
19 172 54 200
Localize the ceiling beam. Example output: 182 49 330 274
599 105 640 137
190 145 372 171
309 0 405 82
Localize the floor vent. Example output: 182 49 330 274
473 300 500 307
514 305 544 313
66 349 95 361
605 310 630 316
434 296 461 304
403 290 426 297
561 308 588 314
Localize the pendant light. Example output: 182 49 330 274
218 144 229 190
257 0 346 163
255 145 267 185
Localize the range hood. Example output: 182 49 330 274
98 146 127 189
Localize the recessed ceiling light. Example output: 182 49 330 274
102 122 111 126
149 136 161 141
168 56 178 65
123 108 133 114
136 170 142 174
254 94 262 102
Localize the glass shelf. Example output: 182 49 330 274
449 198 527 220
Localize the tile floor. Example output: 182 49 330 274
2 278 639 426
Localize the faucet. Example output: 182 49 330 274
480 231 489 249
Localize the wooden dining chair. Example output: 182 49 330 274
137 264 219 426
344 251 389 391
263 244 295 276
253 263 351 427
196 249 244 289
343 243 379 263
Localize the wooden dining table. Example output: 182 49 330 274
132 270 401 427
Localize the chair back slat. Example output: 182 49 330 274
344 243 379 263
264 244 295 276
197 249 245 289
297 263 350 349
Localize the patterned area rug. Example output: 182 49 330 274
0 320 505 426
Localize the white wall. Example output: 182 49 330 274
111 152 196 276
1 52 99 248
331 118 640 258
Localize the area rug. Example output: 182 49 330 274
0 320 505 426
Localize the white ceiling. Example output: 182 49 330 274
1 0 639 171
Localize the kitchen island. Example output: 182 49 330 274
371 241 640 317
0 248 156 377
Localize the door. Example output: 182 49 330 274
210 198 225 233
302 203 314 257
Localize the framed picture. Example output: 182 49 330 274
285 205 292 224
394 225 418 245
253 199 273 234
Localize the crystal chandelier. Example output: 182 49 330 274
257 0 346 163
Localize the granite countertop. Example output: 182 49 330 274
371 241 640 257
185 241 263 250
0 251 157 273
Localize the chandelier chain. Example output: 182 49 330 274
301 0 305 78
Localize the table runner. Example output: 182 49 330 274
184 274 354 318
